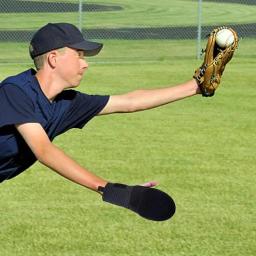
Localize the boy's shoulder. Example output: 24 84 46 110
1 69 36 88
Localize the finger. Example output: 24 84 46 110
141 181 159 188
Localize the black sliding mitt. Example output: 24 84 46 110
98 183 176 221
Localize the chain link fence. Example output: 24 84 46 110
0 0 81 41
0 0 255 60
0 0 255 41
81 0 256 40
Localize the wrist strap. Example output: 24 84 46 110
97 186 105 193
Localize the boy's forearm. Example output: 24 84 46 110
100 79 201 115
128 79 200 111
38 143 107 191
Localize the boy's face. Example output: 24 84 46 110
55 47 89 88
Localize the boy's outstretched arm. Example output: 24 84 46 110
16 122 107 191
99 79 200 115
15 123 176 221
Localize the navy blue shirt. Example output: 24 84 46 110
0 69 109 182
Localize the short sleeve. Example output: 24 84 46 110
57 91 109 132
0 84 38 128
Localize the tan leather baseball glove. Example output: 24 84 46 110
194 27 239 97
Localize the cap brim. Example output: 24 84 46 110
69 40 103 56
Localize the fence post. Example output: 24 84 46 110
197 0 202 59
78 0 83 31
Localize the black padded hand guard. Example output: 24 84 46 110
98 183 176 221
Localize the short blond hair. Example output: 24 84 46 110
33 53 47 70
33 47 66 71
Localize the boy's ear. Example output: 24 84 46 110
47 50 58 68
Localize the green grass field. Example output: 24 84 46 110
0 0 256 255
0 38 255 256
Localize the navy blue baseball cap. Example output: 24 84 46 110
29 22 103 59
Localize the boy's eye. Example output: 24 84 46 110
77 51 85 59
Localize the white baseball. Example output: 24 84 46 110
216 28 234 48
